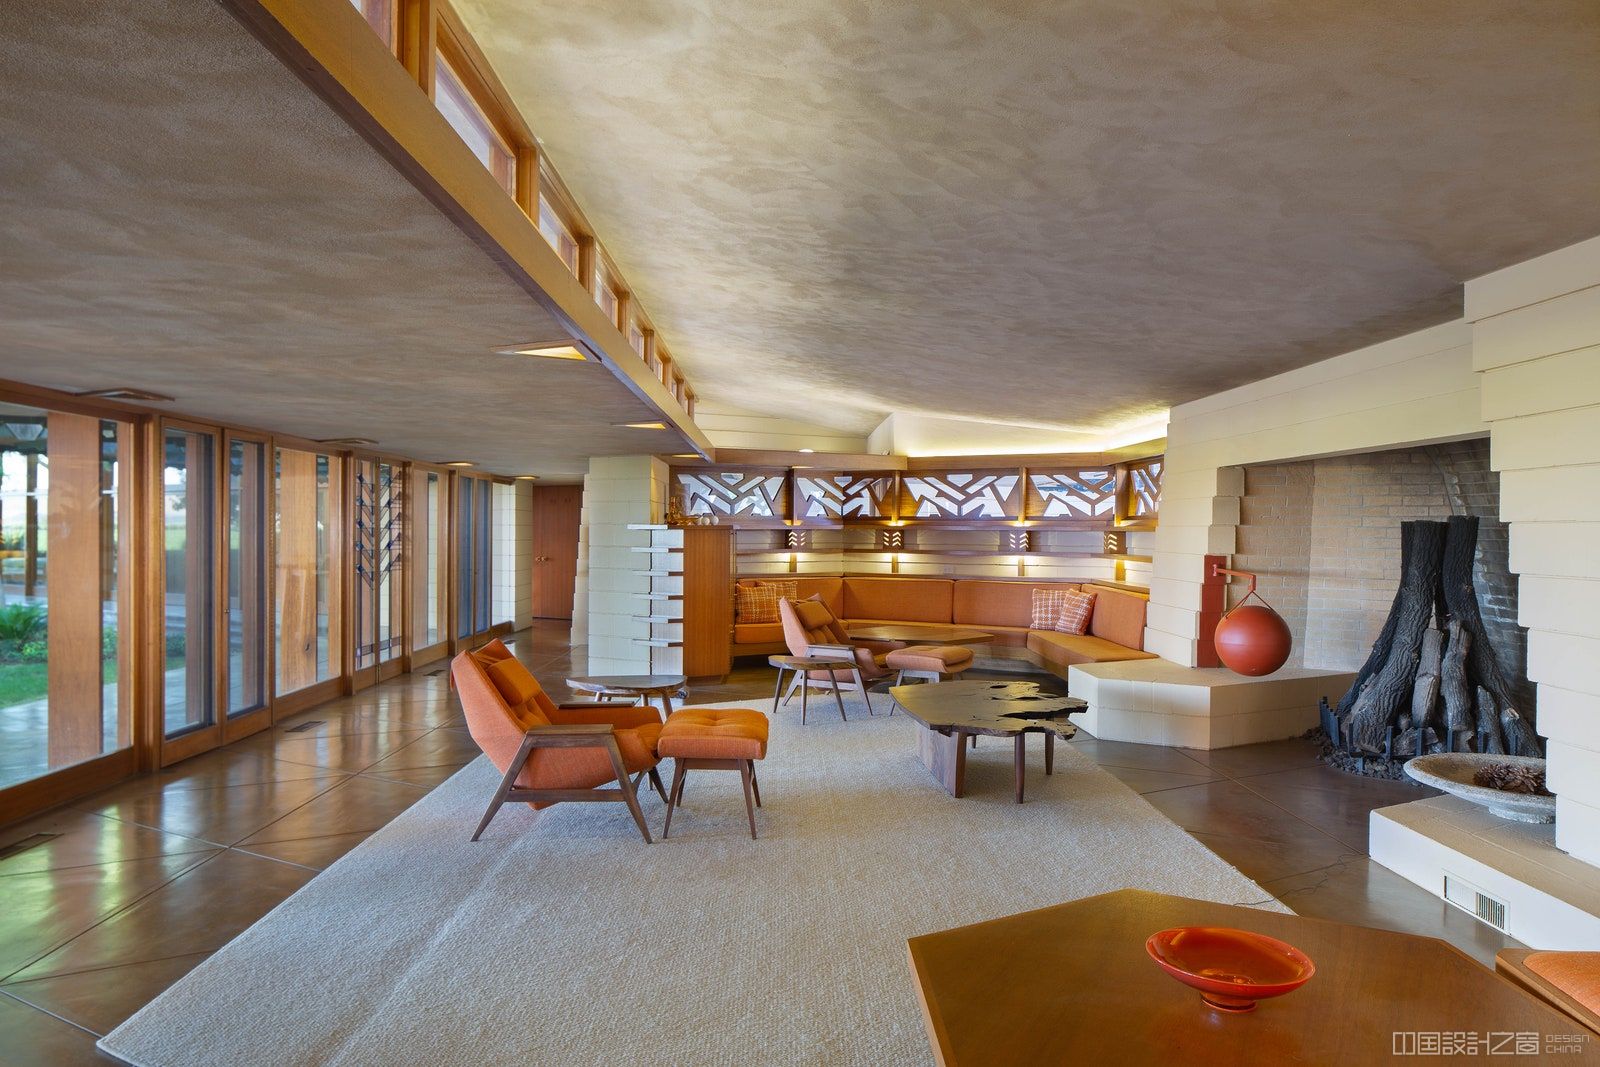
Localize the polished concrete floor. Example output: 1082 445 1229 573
0 620 1522 1065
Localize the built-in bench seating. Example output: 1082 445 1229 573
733 576 1156 675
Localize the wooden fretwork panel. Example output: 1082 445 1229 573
674 470 788 520
1027 469 1116 519
1128 459 1163 518
794 473 895 521
901 471 1021 519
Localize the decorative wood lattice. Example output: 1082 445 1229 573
1027 469 1116 519
675 470 787 519
901 471 1020 519
794 473 895 520
1128 459 1163 518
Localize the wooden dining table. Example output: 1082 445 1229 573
907 889 1593 1065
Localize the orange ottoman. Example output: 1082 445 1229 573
885 644 974 683
658 709 770 840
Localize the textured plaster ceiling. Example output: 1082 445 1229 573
0 0 684 479
459 0 1600 435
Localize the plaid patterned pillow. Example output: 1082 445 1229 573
1030 588 1070 630
1054 589 1098 635
736 585 780 624
760 580 799 603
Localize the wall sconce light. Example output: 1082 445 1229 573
786 529 811 550
1104 530 1127 556
877 528 904 551
1004 529 1031 554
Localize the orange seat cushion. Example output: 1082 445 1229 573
659 708 769 760
1027 630 1158 667
886 644 974 673
1525 952 1600 1014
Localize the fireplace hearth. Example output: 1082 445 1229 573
1320 516 1541 766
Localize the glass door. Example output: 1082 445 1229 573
223 434 270 741
160 423 221 763
353 457 407 689
409 465 449 668
274 447 343 713
453 474 495 649
0 404 133 794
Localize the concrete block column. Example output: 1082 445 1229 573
1143 464 1241 666
578 455 668 674
1467 233 1600 867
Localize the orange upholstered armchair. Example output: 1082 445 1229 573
451 640 667 843
777 595 893 701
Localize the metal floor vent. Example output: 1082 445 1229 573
285 720 326 733
0 833 61 861
427 669 446 677
1444 874 1508 931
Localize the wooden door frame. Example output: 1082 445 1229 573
530 482 580 621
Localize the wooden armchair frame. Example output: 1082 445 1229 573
471 714 670 844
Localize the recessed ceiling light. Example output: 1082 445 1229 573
669 453 701 459
514 474 540 480
619 421 669 430
315 436 377 447
442 460 476 468
798 448 815 453
495 341 591 361
76 387 174 402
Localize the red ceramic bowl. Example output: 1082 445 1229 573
1145 926 1315 1013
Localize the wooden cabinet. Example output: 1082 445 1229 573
628 524 732 681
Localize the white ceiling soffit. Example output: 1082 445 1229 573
456 0 1600 436
0 0 691 478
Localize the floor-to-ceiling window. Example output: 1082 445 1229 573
454 475 495 646
410 466 448 663
0 404 131 791
353 457 406 684
162 426 216 740
226 436 269 720
276 448 341 698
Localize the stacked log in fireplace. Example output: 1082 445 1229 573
1321 515 1541 761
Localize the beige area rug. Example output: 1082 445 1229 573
102 697 1284 1067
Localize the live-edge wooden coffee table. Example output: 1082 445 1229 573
889 679 1084 802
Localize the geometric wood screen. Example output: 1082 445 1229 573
900 470 1020 519
1126 458 1163 519
1026 469 1116 519
794 473 895 521
673 469 788 520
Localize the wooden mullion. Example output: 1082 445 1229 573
398 0 437 98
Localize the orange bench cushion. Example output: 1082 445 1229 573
659 708 769 760
1027 630 1158 667
842 577 953 624
734 621 785 646
952 581 1081 628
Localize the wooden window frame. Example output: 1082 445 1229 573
432 3 531 199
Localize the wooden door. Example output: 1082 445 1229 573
531 484 581 620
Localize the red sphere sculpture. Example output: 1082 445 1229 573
1214 599 1293 676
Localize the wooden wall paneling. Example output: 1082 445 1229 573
682 526 732 680
45 412 108 767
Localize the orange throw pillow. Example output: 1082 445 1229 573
1031 588 1069 630
1055 589 1097 635
761 579 798 602
737 585 780 624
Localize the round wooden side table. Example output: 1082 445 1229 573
565 674 688 720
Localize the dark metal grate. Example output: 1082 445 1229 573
285 720 326 733
0 833 60 861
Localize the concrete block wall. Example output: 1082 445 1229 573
490 481 533 631
579 455 668 674
1146 321 1484 667
1466 234 1600 867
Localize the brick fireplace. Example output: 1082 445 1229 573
1231 440 1530 716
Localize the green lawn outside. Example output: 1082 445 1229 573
0 656 185 707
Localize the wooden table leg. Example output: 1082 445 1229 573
659 691 675 721
1014 734 1026 804
1045 732 1054 775
801 677 809 725
917 726 967 797
826 667 848 721
771 666 786 715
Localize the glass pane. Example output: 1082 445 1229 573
435 55 515 196
537 198 580 275
474 482 491 633
355 461 405 670
164 428 216 738
349 0 393 48
276 449 341 694
410 469 445 648
0 408 130 788
456 478 474 638
227 440 268 716
378 463 404 663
